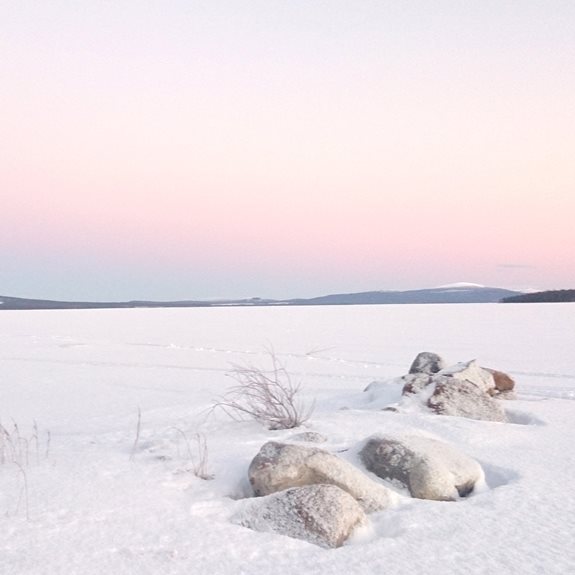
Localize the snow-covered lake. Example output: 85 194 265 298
1 304 574 574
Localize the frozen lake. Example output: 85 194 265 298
1 303 575 574
1 303 574 425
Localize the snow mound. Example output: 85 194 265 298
287 431 328 443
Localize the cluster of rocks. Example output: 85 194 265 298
232 352 516 549
233 432 485 548
372 352 516 422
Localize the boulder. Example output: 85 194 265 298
408 352 447 375
233 484 366 548
248 441 398 512
428 378 507 422
360 435 485 501
438 360 496 395
485 368 516 393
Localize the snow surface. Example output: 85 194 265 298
1 303 575 574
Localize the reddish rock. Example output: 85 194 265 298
484 368 516 393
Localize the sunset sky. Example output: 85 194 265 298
2 1 574 301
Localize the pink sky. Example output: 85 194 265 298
1 1 574 300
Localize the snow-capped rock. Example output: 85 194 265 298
360 435 485 501
428 378 507 422
248 441 398 512
438 360 496 394
232 484 367 548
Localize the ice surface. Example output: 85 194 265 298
1 304 575 573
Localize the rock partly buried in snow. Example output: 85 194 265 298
248 441 398 512
428 378 507 422
409 352 447 375
360 435 485 501
287 431 327 444
438 360 496 395
401 373 434 396
485 368 516 394
233 484 366 548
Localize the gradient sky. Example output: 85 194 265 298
2 1 574 301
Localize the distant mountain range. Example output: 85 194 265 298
0 284 523 310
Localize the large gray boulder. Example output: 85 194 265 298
248 441 398 512
232 484 366 548
360 435 485 501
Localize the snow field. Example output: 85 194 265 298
1 303 575 574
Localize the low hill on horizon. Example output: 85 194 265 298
0 285 523 310
287 285 521 305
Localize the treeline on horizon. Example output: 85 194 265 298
501 289 575 303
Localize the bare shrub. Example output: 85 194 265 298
213 350 314 430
